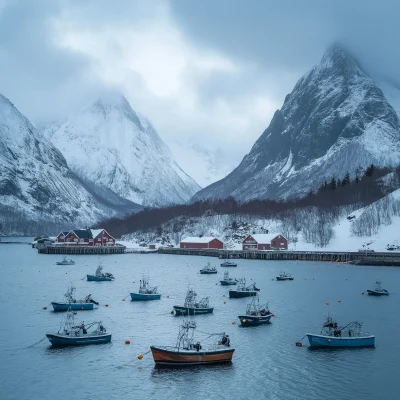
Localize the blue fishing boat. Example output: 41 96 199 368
200 262 217 274
56 256 75 265
238 297 272 327
220 271 237 285
367 280 389 296
229 279 259 298
46 310 111 347
51 285 99 312
87 264 114 281
174 288 213 315
130 277 161 301
306 314 375 348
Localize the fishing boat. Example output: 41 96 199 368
199 262 217 274
173 288 213 315
367 280 389 296
87 264 114 281
276 272 294 281
306 314 375 348
150 319 234 366
238 297 273 326
130 277 161 301
46 309 111 346
220 270 237 285
56 256 75 266
51 285 99 312
229 278 259 298
220 259 237 267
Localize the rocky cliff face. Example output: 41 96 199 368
192 45 400 202
45 95 200 207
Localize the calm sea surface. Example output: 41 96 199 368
1 243 399 400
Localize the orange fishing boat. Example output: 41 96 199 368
150 320 234 366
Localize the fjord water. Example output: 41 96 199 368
1 244 399 400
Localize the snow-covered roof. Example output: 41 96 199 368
90 229 104 239
244 233 285 243
180 236 221 243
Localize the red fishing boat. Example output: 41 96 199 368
150 320 234 366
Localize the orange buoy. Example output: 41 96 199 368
361 292 365 295
105 304 109 307
296 342 303 347
338 300 341 303
125 340 131 345
232 321 236 325
137 354 143 360
325 302 329 305
43 306 47 310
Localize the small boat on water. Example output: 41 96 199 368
229 278 259 298
51 285 99 312
306 314 375 348
200 262 217 274
367 280 389 296
220 270 237 285
56 256 75 266
150 319 234 366
238 297 273 326
276 272 294 281
174 288 213 315
220 260 237 267
130 277 161 301
87 264 114 281
46 309 111 347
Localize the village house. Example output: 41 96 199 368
56 229 116 246
242 233 288 250
180 237 224 249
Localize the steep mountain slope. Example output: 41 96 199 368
45 95 200 207
169 139 235 187
0 93 129 225
193 45 400 202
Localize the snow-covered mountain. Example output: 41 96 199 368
0 93 135 226
44 95 200 207
169 139 236 187
193 45 400 202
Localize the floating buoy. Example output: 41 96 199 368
295 342 303 347
166 296 169 298
345 278 348 280
325 302 329 305
43 306 47 310
361 292 365 295
125 340 131 345
223 295 225 297
122 299 125 301
304 278 306 280
338 300 341 303
170 310 174 314
312 278 315 280
105 304 109 307
224 302 226 304
232 321 236 325
137 354 143 360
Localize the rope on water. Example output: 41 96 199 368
26 337 47 348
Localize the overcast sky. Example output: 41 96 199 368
1 0 400 163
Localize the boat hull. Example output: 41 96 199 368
46 333 111 346
367 290 389 296
130 292 161 301
276 277 294 281
307 333 375 348
56 262 75 265
87 275 113 282
199 271 217 274
150 346 234 366
173 306 214 316
220 263 237 267
220 280 237 286
229 291 257 298
51 302 94 312
238 315 272 326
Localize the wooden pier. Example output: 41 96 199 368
38 245 126 255
158 248 400 266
